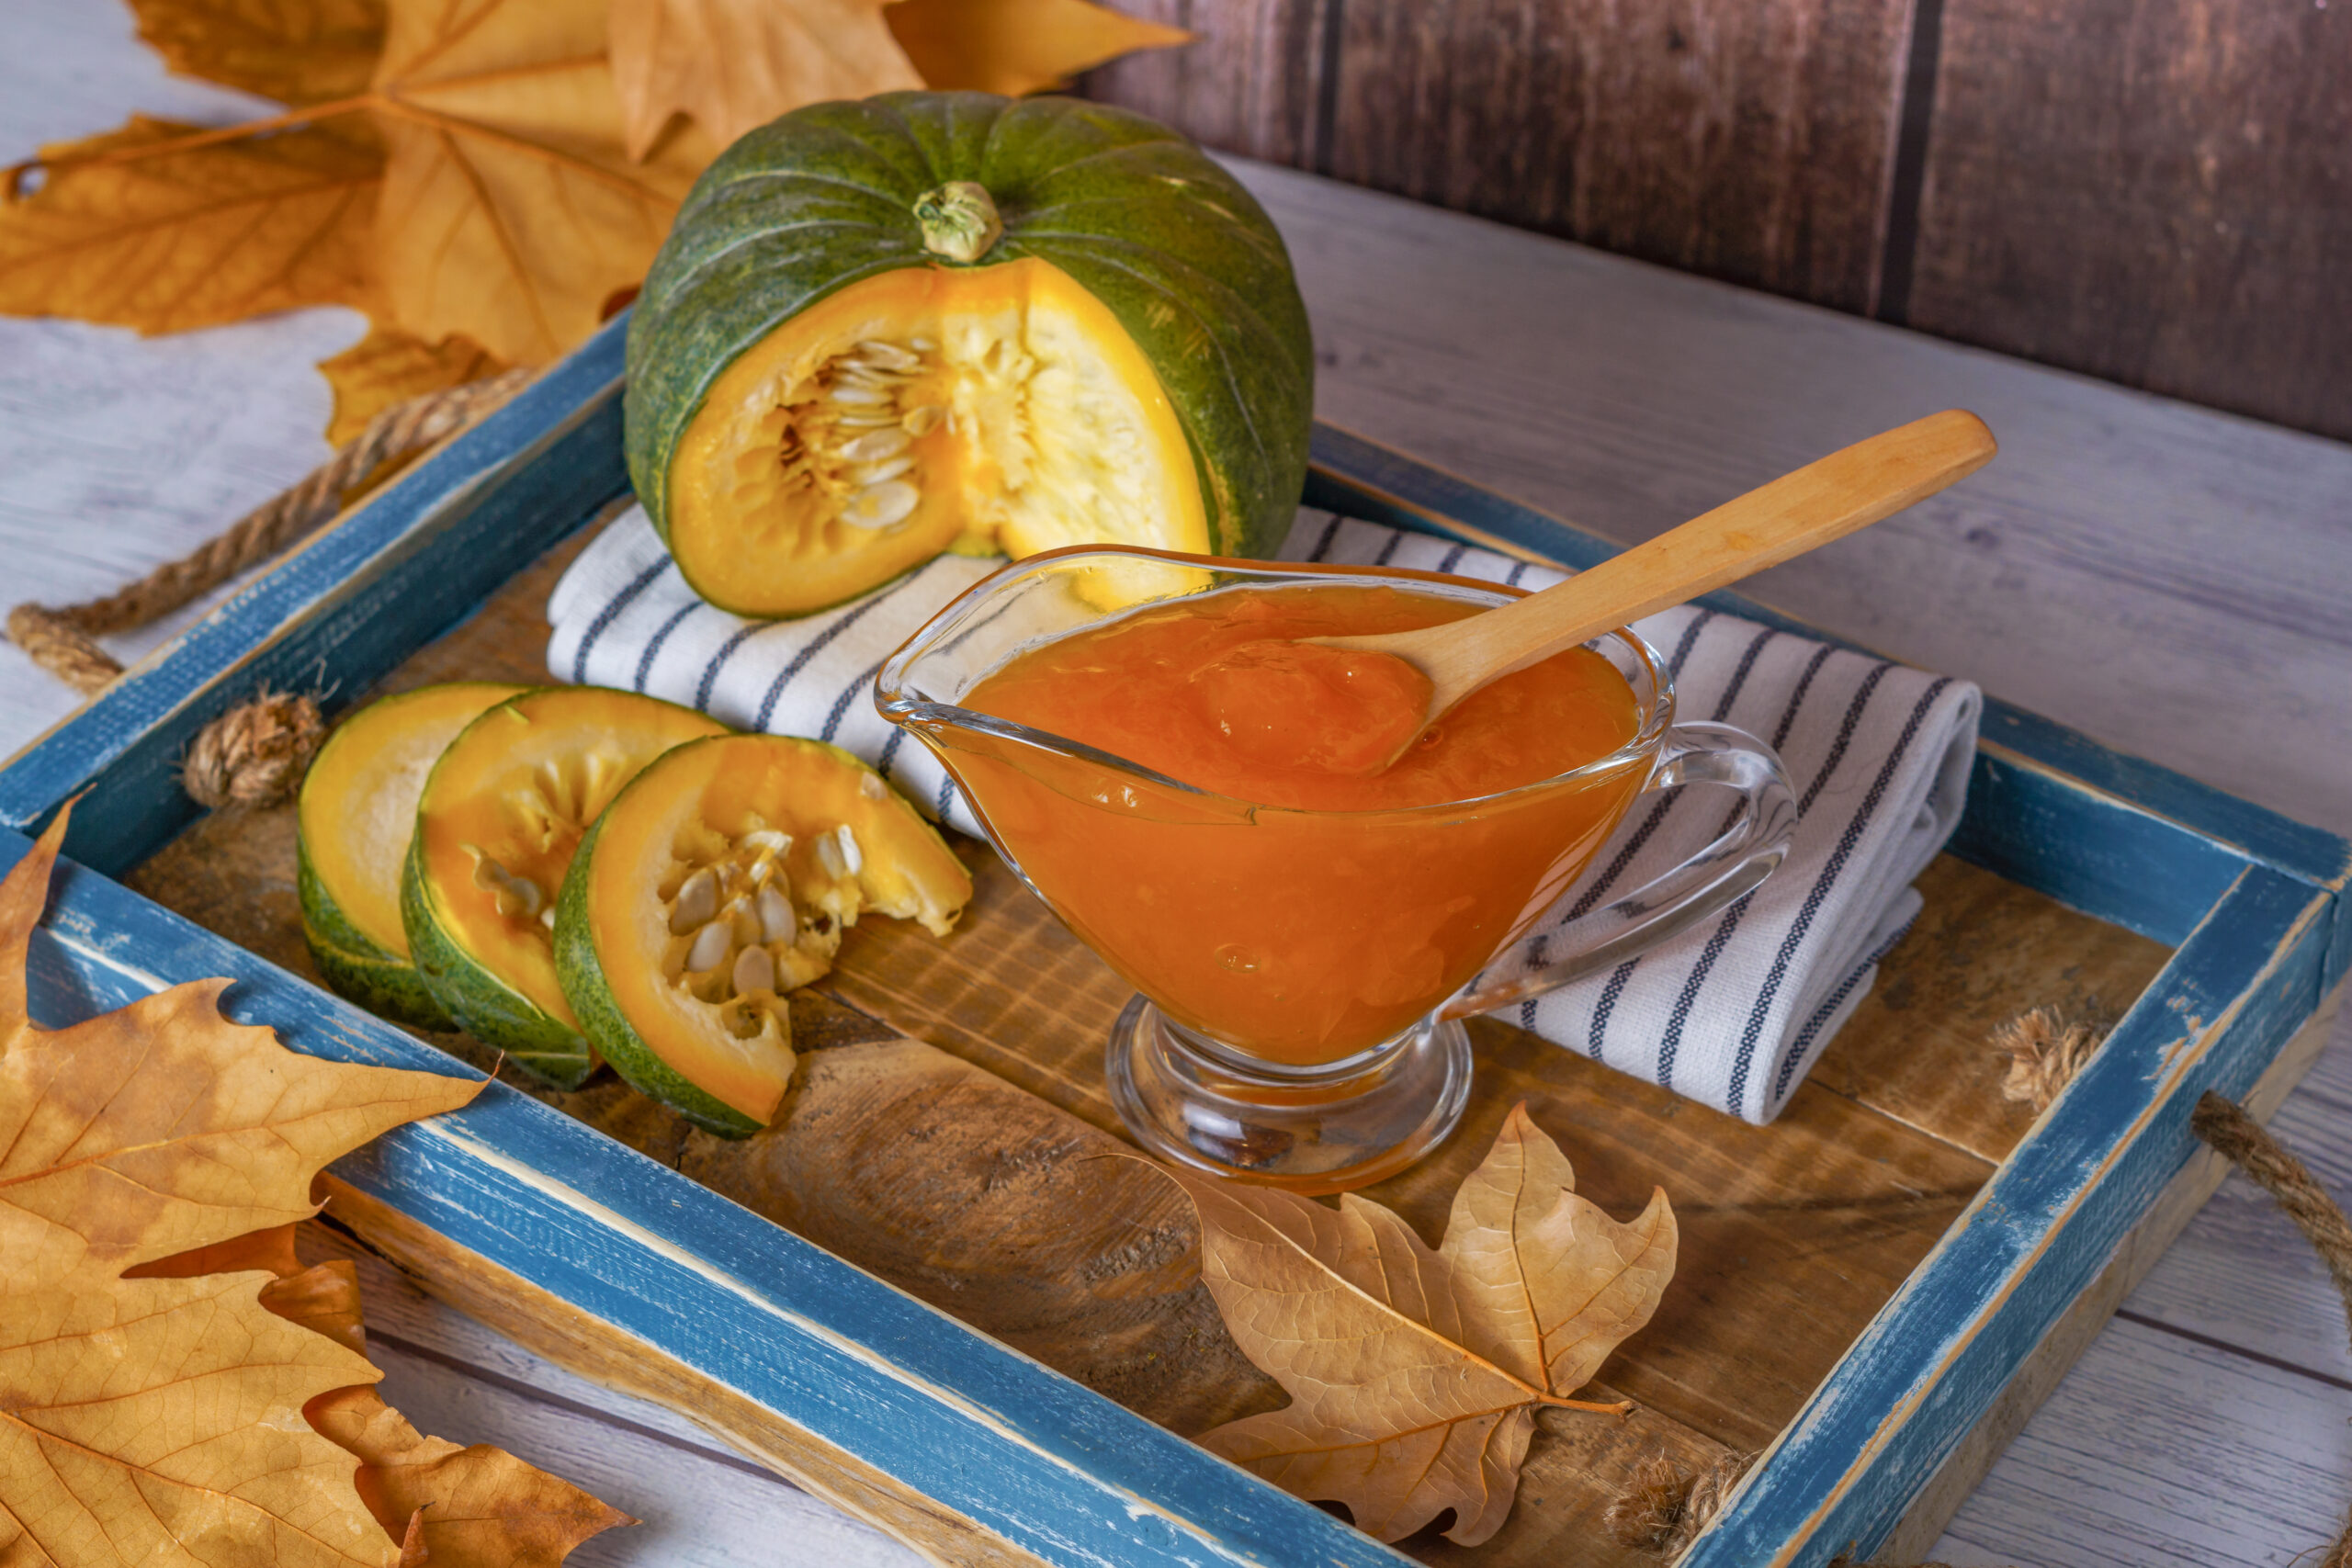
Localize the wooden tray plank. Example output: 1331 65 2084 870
1812 854 2174 1164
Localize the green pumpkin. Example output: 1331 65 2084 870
625 91 1314 618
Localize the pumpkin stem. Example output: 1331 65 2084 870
915 182 1002 264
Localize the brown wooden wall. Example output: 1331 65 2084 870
1081 0 2352 445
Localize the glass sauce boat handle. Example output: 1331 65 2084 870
1442 721 1799 1020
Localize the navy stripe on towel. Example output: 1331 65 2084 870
571 558 669 684
752 593 894 730
634 602 699 693
1738 678 1954 1109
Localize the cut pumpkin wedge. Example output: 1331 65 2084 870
553 734 972 1136
298 682 526 1030
401 687 729 1086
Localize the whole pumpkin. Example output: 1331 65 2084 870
625 91 1315 618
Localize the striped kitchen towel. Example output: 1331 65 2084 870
548 505 1980 1124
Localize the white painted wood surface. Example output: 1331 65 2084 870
4 7 2347 1563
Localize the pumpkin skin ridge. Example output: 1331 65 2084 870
298 836 457 1032
401 824 598 1089
625 90 1311 610
554 809 759 1138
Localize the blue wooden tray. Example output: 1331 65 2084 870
2 316 2343 1568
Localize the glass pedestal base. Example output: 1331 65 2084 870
1104 997 1474 1193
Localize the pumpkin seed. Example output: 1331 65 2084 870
685 919 733 973
731 944 775 996
837 427 910 463
756 883 797 943
860 773 888 802
852 455 916 487
901 404 944 437
857 339 922 371
842 479 920 529
819 822 865 877
671 866 718 931
741 829 791 856
831 384 892 407
469 852 544 919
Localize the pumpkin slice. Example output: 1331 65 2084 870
298 682 526 1029
628 93 1315 618
401 687 730 1086
553 734 972 1136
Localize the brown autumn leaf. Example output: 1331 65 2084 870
368 0 718 366
0 808 623 1566
2 0 707 368
0 113 381 336
313 1384 636 1567
609 0 921 163
888 0 1191 96
1157 1104 1677 1546
320 324 507 446
129 0 390 106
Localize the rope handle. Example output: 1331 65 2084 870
6 369 531 806
1609 1011 2352 1565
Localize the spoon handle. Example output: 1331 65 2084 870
1367 409 1996 710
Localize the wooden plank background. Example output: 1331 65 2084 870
1083 0 2352 442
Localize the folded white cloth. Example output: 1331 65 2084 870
548 506 1980 1123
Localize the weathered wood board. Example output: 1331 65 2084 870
123 511 2183 1565
1908 0 2352 443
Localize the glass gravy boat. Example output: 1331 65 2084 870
876 547 1796 1192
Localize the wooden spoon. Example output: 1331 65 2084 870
1315 408 1998 766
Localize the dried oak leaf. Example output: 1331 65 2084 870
129 0 391 107
0 113 382 336
319 324 507 446
887 0 1191 97
0 807 484 1565
609 0 922 163
1158 1104 1677 1546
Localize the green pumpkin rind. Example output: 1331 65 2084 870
625 91 1314 600
551 811 761 1139
400 829 597 1089
297 836 457 1032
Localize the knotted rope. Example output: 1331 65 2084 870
1610 1010 2352 1565
6 370 529 805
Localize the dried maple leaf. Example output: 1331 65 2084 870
129 0 391 106
0 817 481 1285
0 114 381 336
313 1385 635 1567
609 0 922 163
1 1268 397 1567
320 324 507 446
0 807 481 1565
1157 1104 1676 1546
367 0 718 365
888 0 1191 97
